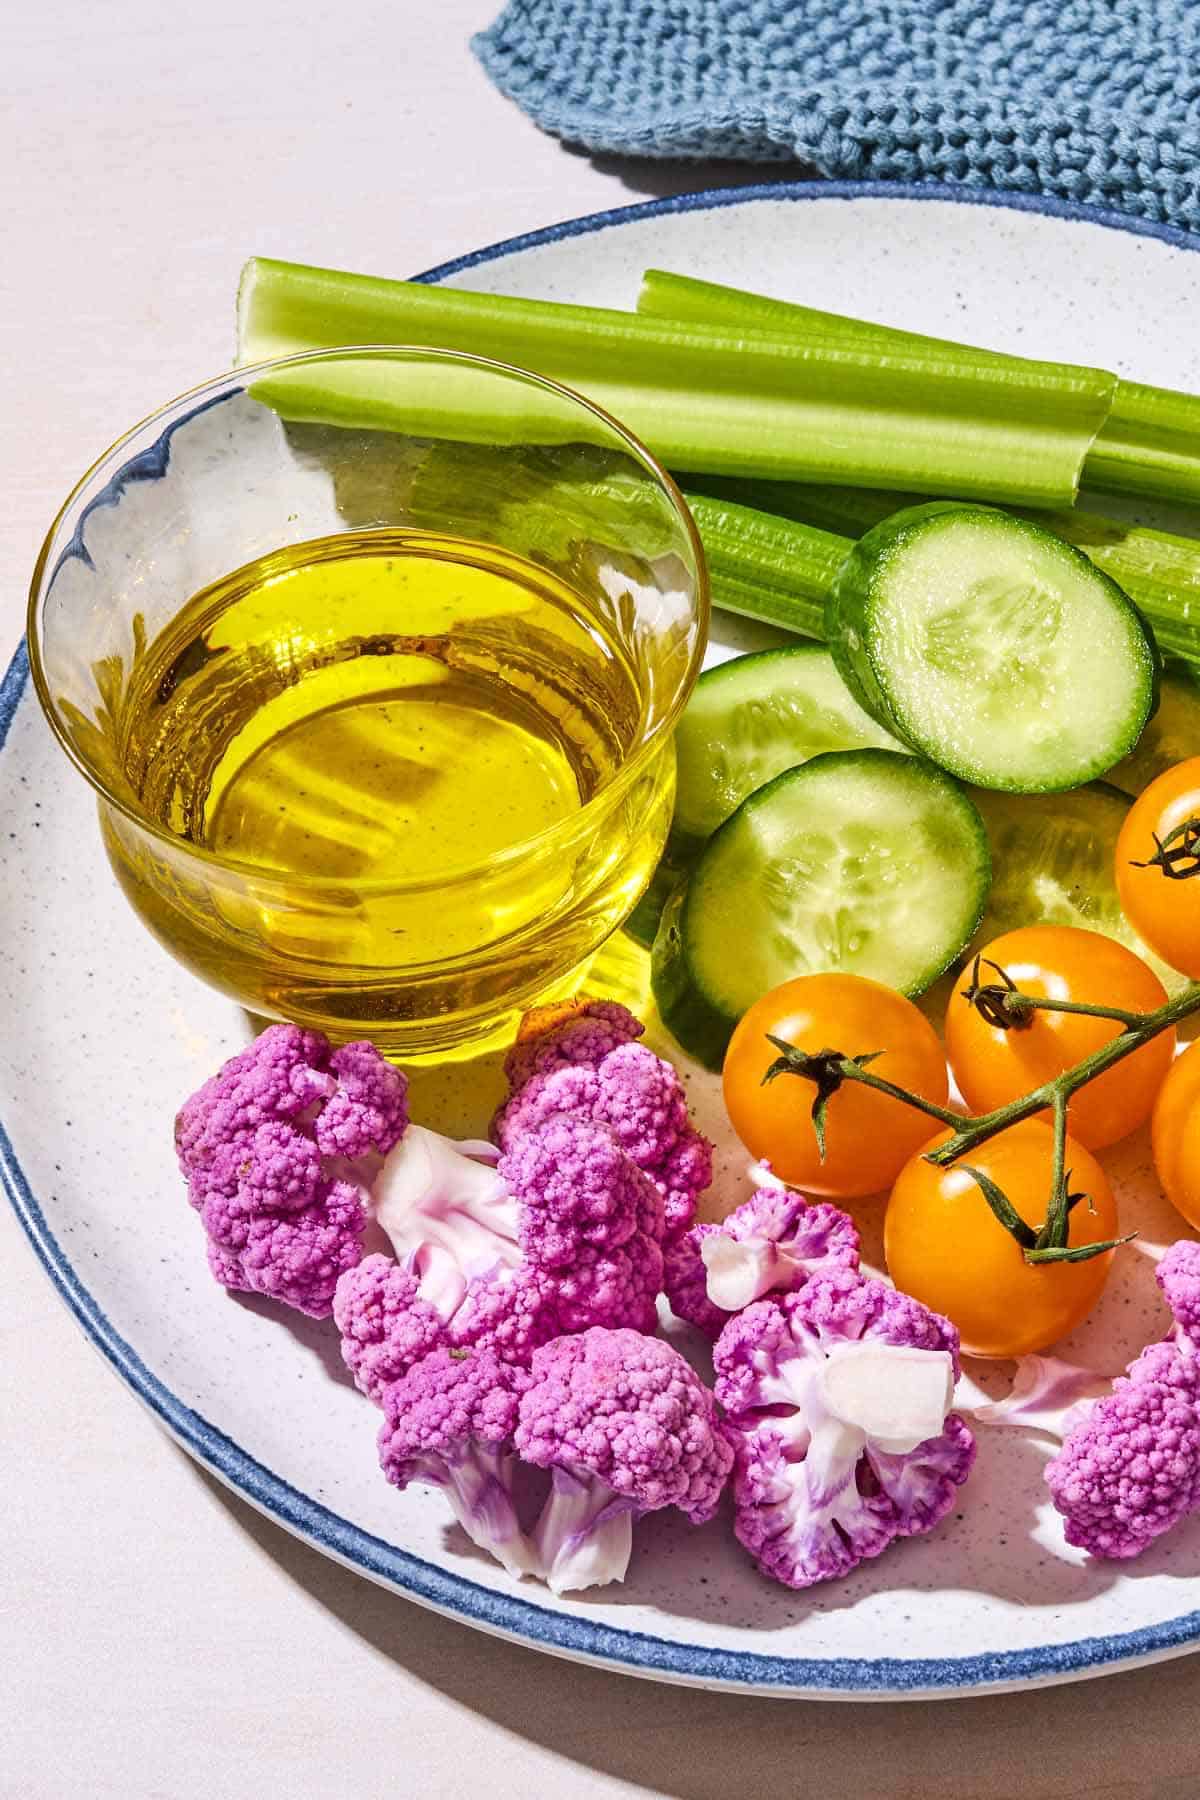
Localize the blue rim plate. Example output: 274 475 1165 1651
7 179 1200 1699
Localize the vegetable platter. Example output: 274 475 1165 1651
9 180 1200 1701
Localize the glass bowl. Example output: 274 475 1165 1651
28 346 708 1056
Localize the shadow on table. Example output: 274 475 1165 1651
191 1460 1200 1800
566 146 819 200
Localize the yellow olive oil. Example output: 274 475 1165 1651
99 529 670 1046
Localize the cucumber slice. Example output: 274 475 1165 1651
969 782 1186 993
1110 662 1200 795
626 850 689 949
973 783 1131 942
650 879 735 1069
672 646 902 854
826 503 1159 793
629 645 900 948
654 749 990 1066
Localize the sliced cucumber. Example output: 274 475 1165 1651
1110 662 1200 796
626 850 689 949
672 646 902 855
653 749 991 1066
650 879 734 1068
629 645 900 947
973 783 1130 942
826 503 1159 793
969 782 1185 992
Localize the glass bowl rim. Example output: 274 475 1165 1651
26 342 710 893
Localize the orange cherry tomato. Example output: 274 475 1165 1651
1152 1038 1200 1230
944 925 1173 1149
1116 758 1200 978
722 973 950 1199
884 1119 1118 1359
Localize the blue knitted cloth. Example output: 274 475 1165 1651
473 1 1200 233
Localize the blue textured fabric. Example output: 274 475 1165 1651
473 0 1200 232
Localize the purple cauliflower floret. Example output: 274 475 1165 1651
546 1233 664 1337
514 1326 734 1593
1040 1241 1200 1560
494 1015 712 1240
498 1110 662 1270
714 1270 973 1590
378 1345 536 1578
665 1180 860 1339
176 1024 338 1180
217 1176 366 1314
655 1131 717 1241
501 999 644 1093
175 1025 409 1317
355 1112 666 1375
314 1041 410 1161
210 1121 324 1217
1045 1341 1200 1560
193 1129 369 1319
1157 1238 1200 1349
333 1255 446 1404
444 1263 559 1368
177 1023 407 1186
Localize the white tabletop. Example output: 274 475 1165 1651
5 5 1200 1795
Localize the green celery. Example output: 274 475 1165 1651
236 256 1114 507
685 476 1200 667
640 269 1200 507
683 475 909 535
1028 508 1200 664
1085 380 1200 505
639 269 1004 369
683 494 844 637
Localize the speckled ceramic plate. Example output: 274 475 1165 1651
6 181 1200 1700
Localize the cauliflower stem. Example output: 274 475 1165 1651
372 1125 521 1317
532 1467 637 1594
966 1355 1112 1437
700 1234 796 1312
412 1442 538 1580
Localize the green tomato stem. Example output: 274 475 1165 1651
960 955 1147 1030
925 978 1200 1167
820 1065 964 1128
1129 816 1200 880
998 993 1149 1029
1033 1092 1071 1253
956 1163 1039 1248
764 971 1200 1265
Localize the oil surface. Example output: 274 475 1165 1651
120 529 639 882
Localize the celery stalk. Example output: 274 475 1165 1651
1026 508 1200 663
236 257 1114 507
683 476 909 536
684 477 1200 667
683 494 844 637
1085 381 1200 505
640 269 1200 507
639 269 1004 370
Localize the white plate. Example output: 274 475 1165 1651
6 180 1200 1701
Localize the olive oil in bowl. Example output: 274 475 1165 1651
31 348 707 1054
98 529 674 1046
